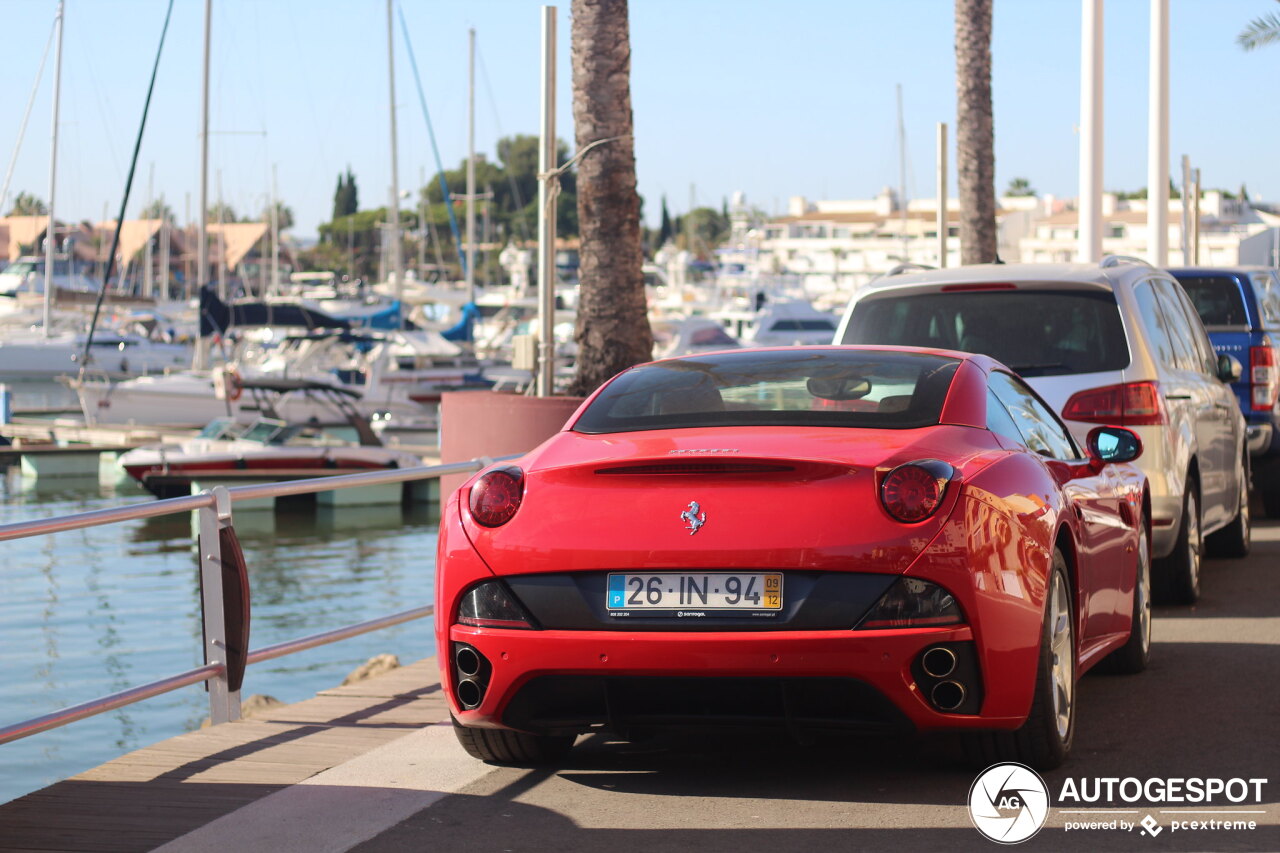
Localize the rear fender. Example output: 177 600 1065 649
435 492 499 702
902 453 1061 720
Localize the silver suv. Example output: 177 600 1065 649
834 258 1249 604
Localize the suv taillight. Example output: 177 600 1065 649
1062 381 1167 426
1250 341 1278 411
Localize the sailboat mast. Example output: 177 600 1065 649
198 0 211 302
386 0 404 310
43 0 64 337
271 162 279 294
466 27 476 303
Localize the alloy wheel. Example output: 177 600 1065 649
1049 571 1074 741
1186 492 1201 592
1239 472 1251 547
1137 531 1151 655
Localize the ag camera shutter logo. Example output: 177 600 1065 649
968 763 1051 844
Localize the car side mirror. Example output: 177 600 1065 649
1086 425 1143 465
1217 353 1242 383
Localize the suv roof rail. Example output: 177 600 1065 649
1100 254 1154 270
883 262 937 277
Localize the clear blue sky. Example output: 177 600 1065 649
3 0 1279 239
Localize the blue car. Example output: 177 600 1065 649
1170 266 1280 516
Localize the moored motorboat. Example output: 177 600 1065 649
118 414 424 498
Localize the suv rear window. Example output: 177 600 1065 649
1172 275 1250 327
573 349 959 434
841 288 1129 376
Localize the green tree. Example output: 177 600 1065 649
207 202 239 223
681 206 730 256
1114 180 1181 201
263 201 294 231
317 207 416 281
1004 177 1035 197
140 199 176 222
1239 2 1280 50
333 167 358 219
658 195 672 246
567 0 651 396
956 0 997 264
7 192 47 216
424 137 578 243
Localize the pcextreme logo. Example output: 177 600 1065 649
968 763 1051 844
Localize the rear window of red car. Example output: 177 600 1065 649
573 349 960 434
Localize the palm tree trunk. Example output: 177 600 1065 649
955 0 997 264
567 0 651 396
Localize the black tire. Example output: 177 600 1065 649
1153 483 1201 605
1206 453 1251 559
1098 517 1151 675
451 717 574 765
1262 489 1280 520
963 553 1075 771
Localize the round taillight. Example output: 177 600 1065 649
881 460 953 523
469 467 524 527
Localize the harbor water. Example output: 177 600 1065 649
0 463 442 805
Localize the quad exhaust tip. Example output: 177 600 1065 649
930 680 966 712
921 646 957 679
456 646 482 677
456 678 484 709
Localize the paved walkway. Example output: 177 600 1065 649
0 659 489 852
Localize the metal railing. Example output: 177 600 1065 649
0 456 501 746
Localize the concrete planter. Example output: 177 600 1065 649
439 391 585 502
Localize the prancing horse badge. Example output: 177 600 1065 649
680 501 707 535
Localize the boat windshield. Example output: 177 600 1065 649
196 418 240 440
240 419 291 444
573 348 959 434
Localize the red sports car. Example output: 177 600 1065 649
436 346 1150 770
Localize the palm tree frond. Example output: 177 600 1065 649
1238 11 1280 51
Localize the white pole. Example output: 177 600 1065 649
1078 0 1104 263
43 0 64 336
216 168 225 300
466 27 477 303
144 161 154 299
1191 168 1201 265
896 84 908 263
197 0 211 298
419 165 427 277
158 196 170 300
386 0 403 310
937 122 948 268
270 163 279 294
1180 154 1191 264
536 7 557 397
1147 0 1169 266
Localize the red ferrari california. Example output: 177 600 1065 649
436 346 1150 770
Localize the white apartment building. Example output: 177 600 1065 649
756 189 1044 291
1019 191 1280 266
752 190 1280 295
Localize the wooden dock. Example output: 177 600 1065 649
0 659 450 853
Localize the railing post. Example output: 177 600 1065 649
197 486 241 724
